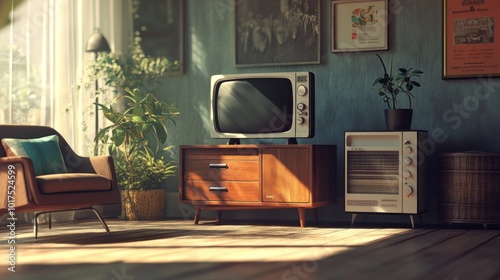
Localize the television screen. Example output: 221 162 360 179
214 78 293 134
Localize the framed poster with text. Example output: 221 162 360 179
443 0 500 79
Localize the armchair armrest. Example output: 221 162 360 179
89 155 116 180
0 156 39 212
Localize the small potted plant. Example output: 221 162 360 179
94 87 180 220
372 54 423 130
113 149 176 220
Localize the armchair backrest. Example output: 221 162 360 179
0 125 92 172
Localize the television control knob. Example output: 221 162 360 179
297 85 307 96
405 146 413 153
297 103 306 111
403 157 413 166
296 117 305 125
404 170 412 178
404 185 414 198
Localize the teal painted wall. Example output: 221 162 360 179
158 0 500 225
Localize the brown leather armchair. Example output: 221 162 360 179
0 125 121 239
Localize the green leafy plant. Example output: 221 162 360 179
94 87 180 190
83 34 178 95
114 150 176 191
372 54 423 109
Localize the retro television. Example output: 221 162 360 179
210 72 314 144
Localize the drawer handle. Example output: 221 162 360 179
209 186 228 192
209 163 228 169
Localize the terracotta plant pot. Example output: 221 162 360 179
122 189 166 221
384 109 413 130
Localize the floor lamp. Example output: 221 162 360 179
85 28 111 138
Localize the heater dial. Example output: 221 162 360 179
297 85 307 96
404 185 414 197
403 157 413 166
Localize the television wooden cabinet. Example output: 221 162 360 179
179 144 336 227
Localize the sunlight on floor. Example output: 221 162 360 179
10 221 412 265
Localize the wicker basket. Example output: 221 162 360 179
122 189 166 221
438 152 500 224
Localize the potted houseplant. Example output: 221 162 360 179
372 54 423 130
94 87 180 220
114 150 176 220
84 30 180 220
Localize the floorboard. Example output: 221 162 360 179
427 233 500 280
1 219 499 280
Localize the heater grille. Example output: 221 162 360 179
346 200 378 206
347 151 400 195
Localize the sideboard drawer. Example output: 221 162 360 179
183 148 259 160
184 159 259 181
183 181 260 202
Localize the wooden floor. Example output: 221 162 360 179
1 218 500 280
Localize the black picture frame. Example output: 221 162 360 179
133 0 184 74
234 0 321 67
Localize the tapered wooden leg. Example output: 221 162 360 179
216 210 223 223
298 208 306 228
194 208 201 224
215 210 222 223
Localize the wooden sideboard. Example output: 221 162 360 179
179 144 336 227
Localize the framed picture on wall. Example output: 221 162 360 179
443 0 500 79
234 0 320 67
133 0 184 74
331 0 388 53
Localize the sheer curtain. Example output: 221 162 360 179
0 0 131 222
0 0 130 155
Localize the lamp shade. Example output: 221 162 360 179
85 28 111 53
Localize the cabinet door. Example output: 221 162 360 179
262 147 310 203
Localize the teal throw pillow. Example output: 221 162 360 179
2 135 68 176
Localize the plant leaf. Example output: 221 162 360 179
373 77 384 86
411 81 421 87
111 128 125 146
153 121 168 144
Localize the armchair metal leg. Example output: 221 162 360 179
33 207 111 240
34 212 42 240
90 207 110 234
